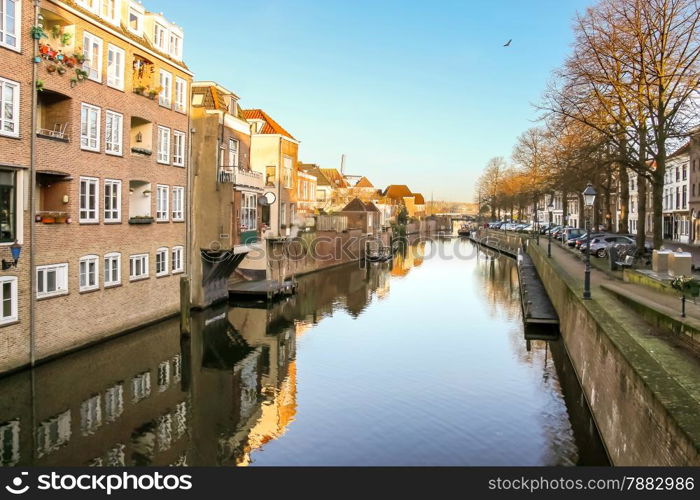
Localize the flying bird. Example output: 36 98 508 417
503 39 512 47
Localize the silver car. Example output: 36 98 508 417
584 235 635 258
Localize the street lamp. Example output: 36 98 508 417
582 182 597 300
547 199 554 258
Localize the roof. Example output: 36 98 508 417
299 164 332 187
341 198 380 212
242 109 296 140
320 169 349 188
669 141 691 159
383 185 413 201
413 193 426 205
345 175 374 188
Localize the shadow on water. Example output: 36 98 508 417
0 240 608 466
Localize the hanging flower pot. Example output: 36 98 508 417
56 53 64 62
31 26 47 40
47 64 57 74
64 57 76 68
39 44 50 55
47 49 57 60
57 66 66 75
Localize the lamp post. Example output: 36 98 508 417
534 201 540 245
547 199 554 258
582 183 597 300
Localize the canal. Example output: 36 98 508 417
0 239 608 466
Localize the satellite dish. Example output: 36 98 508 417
264 192 277 205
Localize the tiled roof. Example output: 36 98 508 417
242 109 296 140
347 176 374 188
341 198 380 212
299 164 332 187
413 193 426 205
320 169 349 188
383 185 413 200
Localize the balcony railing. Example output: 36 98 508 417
218 166 264 187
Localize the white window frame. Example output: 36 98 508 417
104 110 123 155
157 126 170 164
100 0 121 25
241 192 257 231
173 131 185 167
127 5 143 36
107 44 125 90
36 264 69 299
0 276 18 325
82 31 103 83
103 179 121 222
104 252 121 287
80 103 101 152
0 77 19 138
79 255 99 292
156 185 169 221
155 247 169 277
283 156 293 189
169 32 182 59
79 176 99 223
159 69 172 108
129 254 149 281
172 246 184 274
154 22 168 52
228 138 239 167
174 77 187 113
77 0 99 13
0 0 21 52
172 186 184 221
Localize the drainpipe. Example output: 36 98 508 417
186 84 193 300
29 0 40 367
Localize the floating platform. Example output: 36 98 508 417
229 279 297 301
517 250 559 327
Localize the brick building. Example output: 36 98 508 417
0 0 193 374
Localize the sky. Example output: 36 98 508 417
147 0 593 201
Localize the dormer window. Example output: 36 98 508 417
77 0 99 13
154 23 168 52
100 0 120 25
228 98 237 116
128 6 143 35
169 32 182 59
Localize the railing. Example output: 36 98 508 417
218 166 264 187
218 167 234 184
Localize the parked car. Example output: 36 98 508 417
573 232 605 249
582 235 635 257
561 228 586 244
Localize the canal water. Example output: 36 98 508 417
0 239 608 466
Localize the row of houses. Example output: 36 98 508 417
0 0 430 375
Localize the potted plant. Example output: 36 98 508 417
47 64 57 74
55 213 67 224
50 25 61 39
672 276 700 297
148 88 159 99
36 80 45 92
133 85 146 95
73 52 86 64
31 25 47 40
41 213 56 224
69 77 78 88
60 32 72 46
75 68 89 81
39 44 50 56
57 66 67 75
64 56 76 68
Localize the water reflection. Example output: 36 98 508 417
0 239 607 466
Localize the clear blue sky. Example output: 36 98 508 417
148 0 592 201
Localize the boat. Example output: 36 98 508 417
366 244 393 262
457 224 471 237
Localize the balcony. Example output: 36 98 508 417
217 166 264 190
36 90 71 142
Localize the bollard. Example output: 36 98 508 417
681 294 686 318
180 276 191 336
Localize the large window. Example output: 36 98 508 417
0 170 16 243
174 77 187 113
104 179 121 222
37 264 69 299
80 103 101 152
169 32 182 59
0 0 20 51
172 246 184 273
156 185 169 221
173 131 185 166
0 275 17 325
129 254 148 281
79 177 99 223
228 139 239 167
82 31 103 82
104 252 120 287
105 110 123 155
157 126 170 164
107 44 125 90
283 156 293 188
79 255 99 292
154 23 167 51
159 70 172 108
172 186 184 221
241 193 257 231
100 0 120 24
0 77 19 137
155 247 169 276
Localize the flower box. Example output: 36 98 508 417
129 216 154 225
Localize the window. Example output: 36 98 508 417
155 247 168 276
36 264 68 298
172 246 184 273
104 179 121 222
77 0 98 12
105 111 123 155
0 170 16 242
36 411 71 458
172 187 184 221
80 394 102 436
0 77 19 136
683 165 688 181
0 276 17 325
173 131 185 166
0 419 20 466
676 187 680 209
157 126 170 164
158 360 170 391
228 139 239 167
131 371 151 403
280 202 286 226
241 192 257 231
128 6 143 35
82 32 103 82
104 252 121 287
79 177 99 223
154 23 167 51
283 156 293 188
169 32 182 59
80 104 101 152
104 383 124 423
79 255 99 292
107 44 125 90
156 185 169 221
129 254 148 280
174 77 187 113
100 0 120 24
159 70 172 107
0 0 20 51
683 185 687 209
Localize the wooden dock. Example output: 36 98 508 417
229 279 297 301
517 250 559 327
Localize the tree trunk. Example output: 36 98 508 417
562 192 568 227
618 163 629 234
652 167 664 249
636 171 647 251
